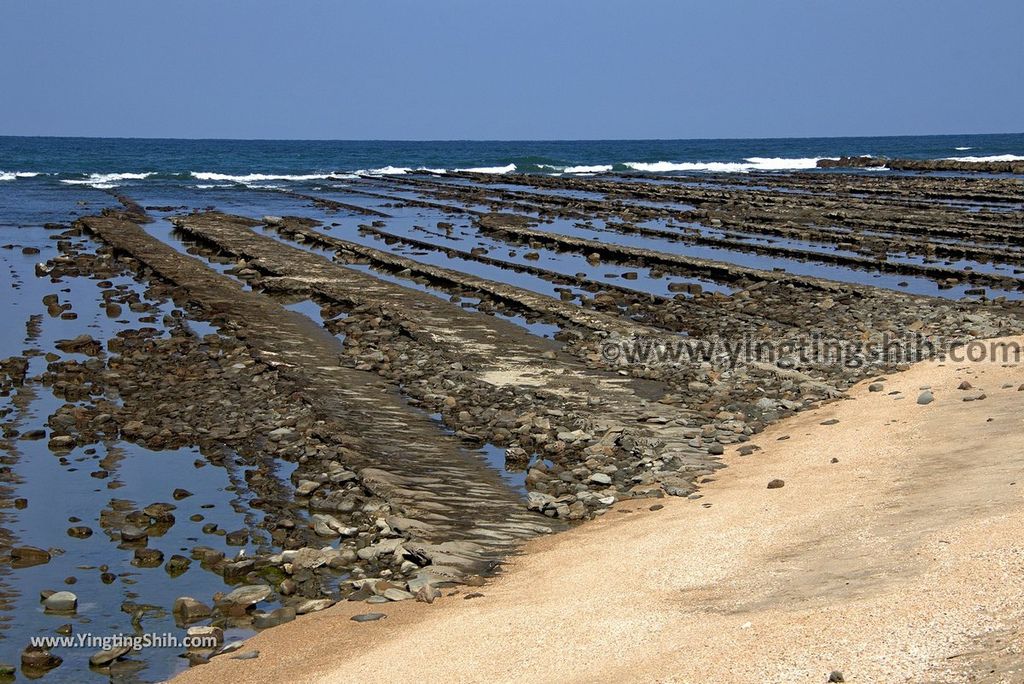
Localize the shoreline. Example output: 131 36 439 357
173 343 1024 683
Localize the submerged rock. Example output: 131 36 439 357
21 645 62 672
89 644 133 667
10 546 51 567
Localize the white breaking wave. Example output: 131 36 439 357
456 163 517 174
564 165 613 174
0 171 41 181
943 154 1024 162
358 166 412 176
624 157 830 173
60 172 155 188
954 146 973 151
191 171 332 183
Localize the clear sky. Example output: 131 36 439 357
1 0 1021 140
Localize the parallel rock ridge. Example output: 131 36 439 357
79 213 558 572
818 155 1024 173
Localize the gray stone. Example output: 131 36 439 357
252 606 296 629
917 390 934 405
186 625 224 647
356 538 403 561
295 598 335 615
119 525 148 543
88 644 133 667
415 585 441 603
220 584 272 609
42 591 77 613
310 513 350 537
382 587 414 602
215 640 246 656
350 612 386 622
173 596 212 621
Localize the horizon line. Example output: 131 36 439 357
2 131 1022 144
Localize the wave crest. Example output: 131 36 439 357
191 171 332 183
625 157 830 173
456 164 517 174
0 171 41 181
564 165 613 174
60 171 155 188
943 154 1024 163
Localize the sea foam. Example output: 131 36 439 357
191 172 332 183
625 157 829 173
564 165 613 174
60 172 155 188
359 166 412 176
456 164 517 174
0 171 41 181
943 154 1024 162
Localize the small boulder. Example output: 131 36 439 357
10 546 51 567
21 645 62 672
42 591 77 613
186 625 224 648
173 596 212 622
218 584 272 610
88 644 133 667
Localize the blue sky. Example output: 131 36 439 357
1 0 1021 140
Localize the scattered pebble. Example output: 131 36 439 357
351 612 386 622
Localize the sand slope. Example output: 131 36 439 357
175 343 1024 684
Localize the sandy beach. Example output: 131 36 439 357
171 340 1024 683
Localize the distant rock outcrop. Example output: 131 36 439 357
818 156 1024 173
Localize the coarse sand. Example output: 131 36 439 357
174 341 1024 684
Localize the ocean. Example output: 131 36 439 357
1 133 1023 187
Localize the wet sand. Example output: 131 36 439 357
175 341 1024 683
